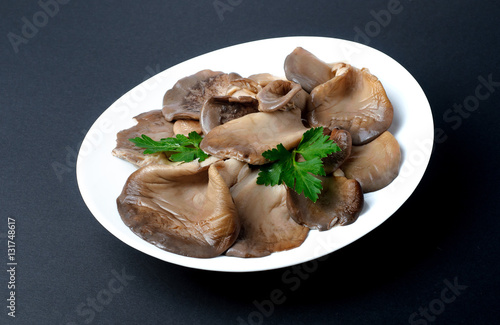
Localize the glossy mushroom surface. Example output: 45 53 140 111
199 96 259 135
322 128 352 175
173 120 202 136
284 47 335 93
225 78 262 98
308 64 393 145
286 175 364 231
248 73 284 87
200 107 308 165
162 70 241 121
226 169 309 258
341 131 401 193
112 110 174 167
257 79 309 112
117 161 241 258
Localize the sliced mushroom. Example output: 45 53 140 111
200 107 308 165
226 78 262 98
226 169 309 258
323 128 352 175
173 120 202 136
284 47 335 93
341 131 401 193
162 70 241 121
112 110 174 167
308 64 394 145
117 160 241 258
257 79 309 112
199 96 259 135
286 175 364 231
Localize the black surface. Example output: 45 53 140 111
2 1 499 324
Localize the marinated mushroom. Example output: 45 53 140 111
162 70 241 121
200 107 308 165
112 110 174 167
341 131 401 193
173 120 202 136
117 160 241 258
322 128 352 175
199 96 259 135
284 47 335 93
226 169 309 258
286 175 364 231
257 79 309 112
308 64 394 145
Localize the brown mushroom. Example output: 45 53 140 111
173 120 202 136
199 96 259 135
284 47 335 93
200 107 308 165
226 169 309 258
322 128 352 175
286 175 364 231
341 131 401 193
117 160 242 258
112 110 174 167
162 70 241 121
308 64 394 145
256 79 309 112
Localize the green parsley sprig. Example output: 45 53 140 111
129 131 209 162
256 127 340 202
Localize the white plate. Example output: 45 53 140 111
76 36 433 272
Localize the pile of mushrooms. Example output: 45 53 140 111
112 47 401 258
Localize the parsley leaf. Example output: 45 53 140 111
257 127 340 202
129 131 209 162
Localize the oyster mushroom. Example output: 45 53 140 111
286 175 364 231
200 107 308 165
162 70 241 121
284 47 335 93
341 131 401 193
247 73 284 87
173 120 202 136
323 128 352 175
308 64 394 145
225 78 262 98
199 96 259 135
257 79 309 112
226 169 309 258
117 160 242 258
112 110 174 167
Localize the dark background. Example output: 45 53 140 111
1 1 499 324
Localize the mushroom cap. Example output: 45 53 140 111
284 47 335 93
341 131 401 193
112 110 174 167
308 64 394 145
199 107 308 165
256 79 309 112
162 70 241 121
286 175 364 231
247 73 284 87
225 78 262 98
322 128 352 175
116 161 241 258
226 169 309 258
173 119 202 136
199 95 259 135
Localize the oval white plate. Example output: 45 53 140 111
76 36 433 272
